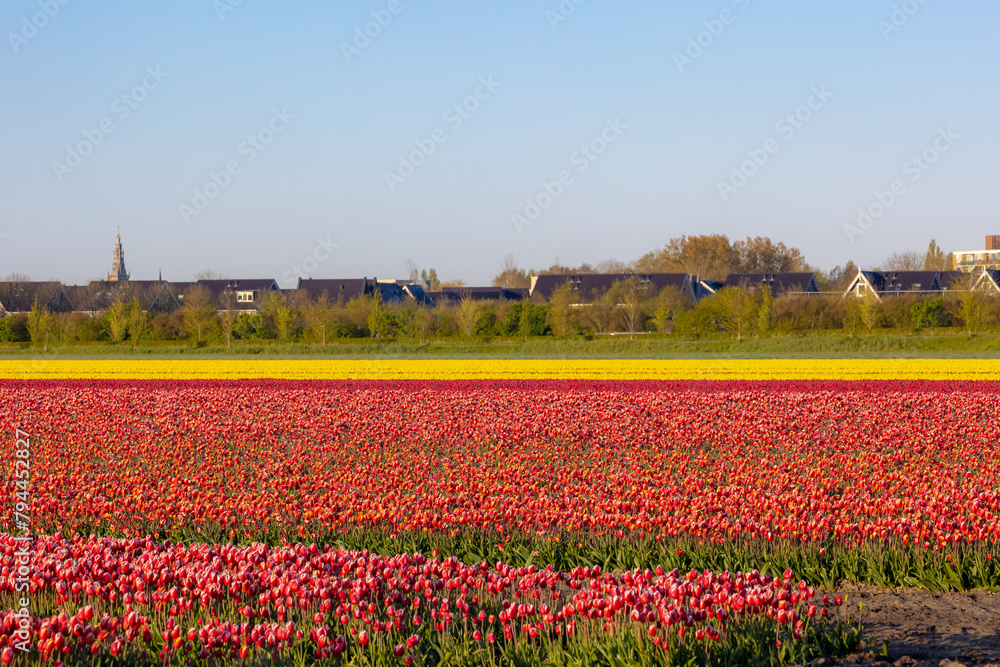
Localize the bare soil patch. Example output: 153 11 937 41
814 583 1000 666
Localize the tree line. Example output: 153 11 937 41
5 272 995 349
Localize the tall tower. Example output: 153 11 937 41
109 229 129 282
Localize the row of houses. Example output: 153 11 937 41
2 269 997 316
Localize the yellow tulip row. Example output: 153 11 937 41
0 358 996 380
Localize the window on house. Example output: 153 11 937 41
236 291 254 303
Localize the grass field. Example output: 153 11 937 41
3 331 1000 359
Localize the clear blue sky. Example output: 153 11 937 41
1 1 997 287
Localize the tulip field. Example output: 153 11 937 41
1 374 998 665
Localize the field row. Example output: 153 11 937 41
1 381 997 588
2 358 1000 380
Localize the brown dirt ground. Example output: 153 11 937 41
811 583 1000 667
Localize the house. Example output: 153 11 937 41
428 287 527 305
296 278 435 307
844 270 942 299
528 273 696 303
296 278 372 303
177 279 281 312
951 236 1000 273
63 280 181 315
721 273 819 295
0 281 74 315
937 271 975 291
978 270 1000 293
694 280 724 301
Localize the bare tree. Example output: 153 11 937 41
610 276 647 340
882 250 923 271
194 269 227 281
0 274 33 314
577 289 614 334
492 254 530 289
218 288 240 349
597 258 630 274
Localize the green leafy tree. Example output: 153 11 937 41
910 297 945 329
545 281 576 338
26 299 55 350
127 297 150 349
650 286 686 334
756 286 773 334
952 273 984 337
456 294 483 338
856 290 881 333
365 289 391 338
181 285 218 344
105 296 130 343
923 239 947 271
302 291 341 345
421 269 441 291
715 285 757 341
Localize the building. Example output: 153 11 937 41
427 286 527 305
952 236 1000 273
63 280 181 315
177 279 281 313
295 278 435 307
721 273 819 295
528 273 696 303
108 230 129 282
844 270 943 300
0 281 73 315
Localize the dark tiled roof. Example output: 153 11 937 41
878 271 940 293
937 271 972 290
722 273 819 294
401 284 435 306
64 281 180 312
431 287 528 303
178 279 280 309
0 281 72 313
530 273 692 302
297 278 371 303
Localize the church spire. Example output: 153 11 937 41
109 229 129 282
